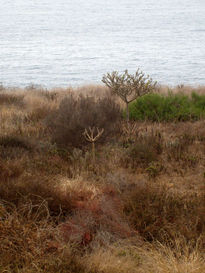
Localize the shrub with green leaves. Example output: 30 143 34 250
191 92 205 110
128 92 205 122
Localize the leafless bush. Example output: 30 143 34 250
123 183 204 243
46 94 121 148
121 133 163 169
0 159 24 181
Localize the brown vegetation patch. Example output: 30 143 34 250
0 85 204 272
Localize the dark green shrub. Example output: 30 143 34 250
46 94 121 148
191 92 205 110
128 92 205 122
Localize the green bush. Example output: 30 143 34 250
128 92 205 122
191 92 205 110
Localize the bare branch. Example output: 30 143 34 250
83 127 104 143
102 69 157 122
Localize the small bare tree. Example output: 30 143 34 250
102 69 157 122
83 127 104 162
121 121 138 142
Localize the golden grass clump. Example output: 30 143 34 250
82 237 205 273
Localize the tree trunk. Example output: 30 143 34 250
126 102 129 122
92 142 95 163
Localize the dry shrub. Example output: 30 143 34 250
68 147 119 180
0 204 51 267
0 203 86 273
169 120 205 142
0 135 34 161
82 244 140 273
122 134 162 169
166 137 190 161
0 92 24 107
0 135 34 151
0 159 24 180
74 84 109 98
133 237 205 273
0 175 73 219
60 185 135 246
46 94 121 148
24 85 59 102
25 107 51 122
0 146 30 161
31 89 58 101
68 148 93 178
27 153 72 177
165 127 202 166
21 179 73 218
2 174 134 247
0 106 26 135
23 92 58 123
123 183 205 243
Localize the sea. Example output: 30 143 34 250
0 0 205 88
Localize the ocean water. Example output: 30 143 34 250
0 0 205 87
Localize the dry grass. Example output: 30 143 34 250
157 84 205 96
0 85 204 272
82 238 205 273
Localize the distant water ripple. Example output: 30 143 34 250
0 0 205 87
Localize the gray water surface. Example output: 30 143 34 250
0 0 205 87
